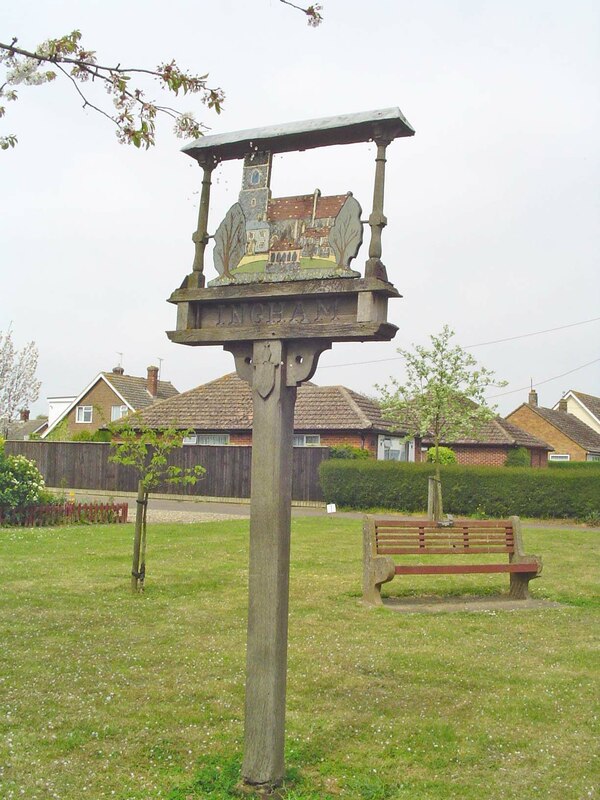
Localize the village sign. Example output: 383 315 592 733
167 107 415 790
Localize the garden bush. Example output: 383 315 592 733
319 459 599 518
426 445 457 465
0 443 53 508
505 446 531 467
328 444 372 459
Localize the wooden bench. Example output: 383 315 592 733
362 516 542 605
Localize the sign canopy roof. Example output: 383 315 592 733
182 107 415 164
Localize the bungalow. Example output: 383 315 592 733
418 416 552 467
128 373 407 459
507 390 600 462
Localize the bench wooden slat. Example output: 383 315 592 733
373 520 513 529
376 535 514 545
394 562 540 575
377 547 515 554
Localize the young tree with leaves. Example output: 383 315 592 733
109 422 205 592
377 325 506 519
0 328 41 438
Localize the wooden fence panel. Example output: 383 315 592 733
5 442 328 502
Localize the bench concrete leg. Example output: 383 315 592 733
509 573 531 600
363 558 395 606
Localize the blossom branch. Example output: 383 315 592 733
278 0 324 27
0 31 224 149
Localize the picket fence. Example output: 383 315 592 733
0 501 129 527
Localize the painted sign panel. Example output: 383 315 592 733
209 152 363 285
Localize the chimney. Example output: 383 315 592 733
112 366 125 375
20 409 30 422
147 365 159 398
528 389 538 407
558 397 568 412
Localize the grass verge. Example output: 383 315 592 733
0 518 597 799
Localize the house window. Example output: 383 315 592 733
183 433 230 446
549 453 570 461
111 405 128 421
587 454 600 462
76 405 93 423
293 434 321 447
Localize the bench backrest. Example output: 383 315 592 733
373 519 515 556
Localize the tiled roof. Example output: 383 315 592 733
532 406 600 452
4 417 48 441
571 391 600 422
267 194 347 222
132 373 394 432
102 373 179 410
422 417 552 449
295 385 394 431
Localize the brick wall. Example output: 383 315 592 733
63 380 124 437
228 429 377 454
418 442 548 468
507 406 586 461
451 445 509 467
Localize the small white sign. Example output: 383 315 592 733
326 503 337 514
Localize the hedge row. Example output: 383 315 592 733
319 461 600 518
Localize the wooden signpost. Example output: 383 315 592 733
167 107 414 790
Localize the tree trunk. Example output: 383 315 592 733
427 436 443 522
131 479 146 593
427 476 443 522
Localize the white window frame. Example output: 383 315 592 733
76 405 93 423
549 453 570 461
111 404 129 421
183 433 230 446
293 434 321 447
586 454 600 462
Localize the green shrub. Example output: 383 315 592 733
426 446 457 465
318 460 599 519
72 429 111 443
505 446 531 467
548 460 600 469
328 444 372 459
0 450 53 508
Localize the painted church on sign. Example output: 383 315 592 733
210 151 364 284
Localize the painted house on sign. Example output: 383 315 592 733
213 151 363 284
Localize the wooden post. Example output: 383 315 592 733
131 479 146 593
239 340 296 788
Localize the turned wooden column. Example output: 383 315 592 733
189 162 216 288
365 134 392 282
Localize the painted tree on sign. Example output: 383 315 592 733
377 325 506 519
0 328 41 438
213 203 246 279
109 422 205 592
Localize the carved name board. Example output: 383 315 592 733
168 278 399 345
211 297 344 326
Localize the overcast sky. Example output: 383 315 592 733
2 0 599 418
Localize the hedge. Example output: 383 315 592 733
319 460 600 518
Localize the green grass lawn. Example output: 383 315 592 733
0 518 598 799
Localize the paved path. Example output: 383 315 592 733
67 490 593 529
